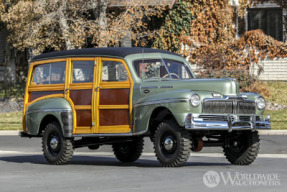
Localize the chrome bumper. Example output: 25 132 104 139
185 113 271 132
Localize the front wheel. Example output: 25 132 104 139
223 131 260 165
112 137 144 163
42 122 73 165
154 120 191 167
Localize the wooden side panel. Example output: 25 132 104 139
76 110 91 127
70 89 93 128
30 91 64 102
99 89 129 105
70 90 92 105
99 109 129 126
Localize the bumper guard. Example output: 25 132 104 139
185 113 271 132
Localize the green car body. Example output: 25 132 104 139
22 48 270 166
129 52 269 134
26 98 73 137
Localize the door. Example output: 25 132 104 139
95 58 133 134
67 58 96 134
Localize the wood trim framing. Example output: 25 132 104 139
24 56 134 135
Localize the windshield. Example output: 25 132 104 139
133 59 193 80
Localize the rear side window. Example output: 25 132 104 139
72 61 94 83
31 62 66 85
101 60 128 82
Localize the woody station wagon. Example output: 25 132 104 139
21 48 270 167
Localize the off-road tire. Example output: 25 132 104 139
42 122 73 165
112 137 144 163
154 120 191 167
223 131 260 165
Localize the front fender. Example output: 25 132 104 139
133 102 191 134
25 98 73 137
133 89 226 134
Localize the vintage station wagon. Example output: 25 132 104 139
21 48 270 167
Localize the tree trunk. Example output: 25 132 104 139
27 48 34 67
98 0 108 47
4 44 16 83
59 0 75 50
91 0 99 19
59 15 75 50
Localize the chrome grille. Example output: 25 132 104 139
237 101 256 114
239 116 261 121
199 115 235 122
202 100 233 114
239 116 251 121
202 99 256 114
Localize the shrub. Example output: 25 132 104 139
196 68 270 98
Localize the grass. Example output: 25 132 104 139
266 81 287 105
264 81 287 130
0 111 22 130
265 110 287 130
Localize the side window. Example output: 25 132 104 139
101 61 128 82
72 61 94 83
50 62 66 84
163 60 192 79
133 59 167 79
31 62 66 85
32 64 50 85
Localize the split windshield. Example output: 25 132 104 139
133 59 193 80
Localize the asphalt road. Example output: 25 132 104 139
0 135 286 192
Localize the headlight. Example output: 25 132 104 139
189 94 200 107
256 96 266 110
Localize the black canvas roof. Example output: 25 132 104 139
31 47 179 61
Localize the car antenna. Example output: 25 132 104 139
141 48 144 77
142 48 144 64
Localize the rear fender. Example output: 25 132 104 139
25 98 73 137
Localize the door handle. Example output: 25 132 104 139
95 87 101 92
64 88 71 94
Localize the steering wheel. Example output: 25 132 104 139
162 73 180 79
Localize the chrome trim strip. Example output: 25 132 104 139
160 86 174 88
73 131 147 137
141 86 158 89
203 98 254 102
26 109 72 115
135 98 189 107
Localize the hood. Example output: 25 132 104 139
139 78 240 96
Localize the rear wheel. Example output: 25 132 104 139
223 131 260 165
154 120 191 167
42 122 73 165
112 137 144 163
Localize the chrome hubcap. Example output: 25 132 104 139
50 137 59 150
164 137 174 151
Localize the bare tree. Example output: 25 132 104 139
1 0 166 54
